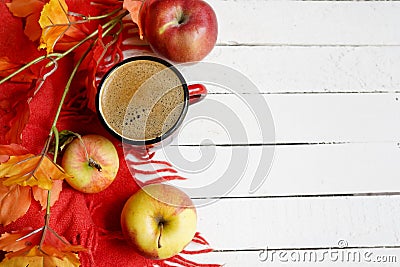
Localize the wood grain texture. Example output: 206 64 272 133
209 0 400 45
142 143 400 197
186 249 400 266
203 46 400 94
171 93 400 144
194 196 400 249
132 1 400 265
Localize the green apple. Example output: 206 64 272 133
121 184 197 259
61 134 119 193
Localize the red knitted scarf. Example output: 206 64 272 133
0 1 220 266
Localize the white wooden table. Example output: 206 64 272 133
143 1 400 266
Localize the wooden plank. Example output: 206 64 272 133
202 46 400 94
132 143 400 197
209 0 400 45
168 93 400 144
193 196 400 250
186 249 400 267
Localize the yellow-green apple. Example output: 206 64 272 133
61 134 119 193
139 0 218 62
121 184 197 259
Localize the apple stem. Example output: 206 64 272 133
158 222 164 249
74 134 102 172
177 13 188 25
88 157 102 172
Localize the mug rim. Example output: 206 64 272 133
96 55 189 146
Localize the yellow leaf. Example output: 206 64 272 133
0 246 80 267
0 154 71 190
38 0 69 54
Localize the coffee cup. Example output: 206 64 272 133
96 56 207 148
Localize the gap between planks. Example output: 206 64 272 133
191 191 400 200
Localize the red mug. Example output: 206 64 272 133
96 55 207 149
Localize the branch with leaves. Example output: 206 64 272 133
0 0 146 265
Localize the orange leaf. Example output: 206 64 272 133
6 0 45 42
25 9 43 42
54 17 91 52
0 144 29 163
0 182 31 225
0 57 37 83
0 154 71 190
32 180 63 210
38 0 70 54
0 229 35 252
0 57 20 74
0 228 85 266
123 0 144 38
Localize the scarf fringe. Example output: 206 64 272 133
115 93 221 267
181 248 214 255
129 160 173 167
125 148 189 186
192 232 210 246
143 175 187 186
155 232 222 267
133 167 178 175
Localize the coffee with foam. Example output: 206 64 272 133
99 59 186 142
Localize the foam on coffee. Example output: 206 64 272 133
99 59 185 141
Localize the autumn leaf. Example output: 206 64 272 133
0 145 63 224
53 12 94 52
1 104 29 145
0 229 34 252
0 144 29 163
38 0 70 54
1 98 31 145
0 246 80 267
0 154 71 190
0 228 85 266
0 60 38 145
32 180 63 210
123 0 144 38
0 181 31 226
0 57 37 83
6 0 45 42
0 180 63 225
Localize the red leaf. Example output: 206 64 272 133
54 17 91 52
0 87 32 145
5 98 31 145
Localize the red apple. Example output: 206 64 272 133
121 184 197 259
140 0 218 62
61 134 119 193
